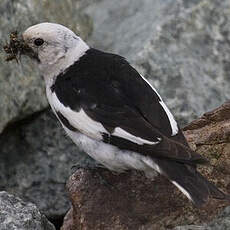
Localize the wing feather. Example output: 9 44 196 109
51 48 206 164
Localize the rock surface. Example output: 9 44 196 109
0 0 92 134
183 101 230 191
174 206 230 230
0 191 55 230
83 0 230 126
0 109 95 219
61 102 230 230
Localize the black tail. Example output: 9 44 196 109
155 159 229 207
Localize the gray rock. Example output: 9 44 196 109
0 191 55 230
0 109 95 218
0 0 92 134
208 206 230 230
84 0 230 126
84 0 179 57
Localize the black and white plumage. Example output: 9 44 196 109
22 22 229 207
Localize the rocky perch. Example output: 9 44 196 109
61 102 230 230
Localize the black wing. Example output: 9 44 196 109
51 48 206 164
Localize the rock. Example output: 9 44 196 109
83 0 230 126
0 109 95 219
174 206 230 230
183 101 230 189
0 0 92 134
61 168 179 230
0 191 55 230
208 206 230 230
60 209 74 230
61 102 230 230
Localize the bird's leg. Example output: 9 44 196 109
71 161 97 172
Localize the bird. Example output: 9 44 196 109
21 22 229 207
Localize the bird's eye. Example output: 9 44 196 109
34 38 44 46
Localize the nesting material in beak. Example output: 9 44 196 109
3 31 39 62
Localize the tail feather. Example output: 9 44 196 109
154 159 229 207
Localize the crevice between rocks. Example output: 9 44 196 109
48 214 66 230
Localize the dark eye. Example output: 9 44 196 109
34 38 44 46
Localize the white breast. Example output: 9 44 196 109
46 88 108 140
64 126 161 176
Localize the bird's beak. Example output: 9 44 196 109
3 31 40 63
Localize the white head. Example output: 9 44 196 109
22 22 89 84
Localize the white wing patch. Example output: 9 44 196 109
50 92 107 140
140 74 178 136
49 91 161 145
158 101 178 136
172 181 192 201
112 127 160 145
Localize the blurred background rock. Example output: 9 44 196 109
0 0 230 229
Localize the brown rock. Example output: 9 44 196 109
61 102 230 230
183 101 230 197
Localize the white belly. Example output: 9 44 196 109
64 127 160 176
